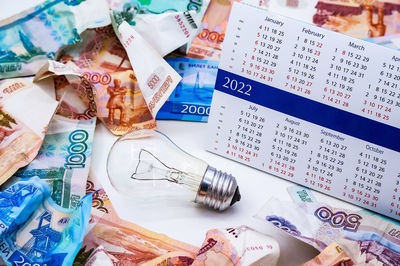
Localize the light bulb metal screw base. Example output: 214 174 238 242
195 166 241 211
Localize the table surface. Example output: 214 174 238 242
2 2 362 265
91 120 362 265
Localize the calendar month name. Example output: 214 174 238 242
264 16 284 27
302 28 325 39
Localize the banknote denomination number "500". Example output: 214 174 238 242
314 206 362 232
223 77 252 96
64 130 89 169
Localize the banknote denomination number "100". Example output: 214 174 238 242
64 130 89 169
314 206 362 232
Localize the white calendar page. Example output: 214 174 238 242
206 2 400 220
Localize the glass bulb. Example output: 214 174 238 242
107 129 241 211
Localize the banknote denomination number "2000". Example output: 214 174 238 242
181 104 210 116
314 206 362 232
64 129 89 169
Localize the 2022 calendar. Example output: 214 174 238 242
206 2 400 220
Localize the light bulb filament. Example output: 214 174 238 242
131 149 186 184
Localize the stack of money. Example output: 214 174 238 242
5 0 400 265
0 0 214 264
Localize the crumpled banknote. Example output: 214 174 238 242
192 225 280 266
73 172 199 265
109 0 209 55
0 176 92 266
0 78 59 185
118 21 182 116
35 60 97 121
302 242 355 266
57 26 157 135
256 198 400 266
0 0 110 78
157 57 218 122
10 114 96 209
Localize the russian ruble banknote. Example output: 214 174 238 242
35 61 97 121
10 115 96 209
0 78 59 185
0 176 92 266
118 21 182 115
109 0 209 55
256 198 400 266
73 172 199 265
157 57 218 122
192 225 280 266
57 26 157 135
302 242 355 266
267 0 400 39
0 0 110 78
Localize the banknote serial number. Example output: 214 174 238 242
64 130 89 169
222 77 252 96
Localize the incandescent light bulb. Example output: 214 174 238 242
107 129 241 211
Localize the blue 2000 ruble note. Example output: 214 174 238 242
156 57 218 122
0 176 92 266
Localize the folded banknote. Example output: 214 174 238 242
109 0 209 55
35 61 97 121
192 225 280 266
157 57 218 122
0 0 110 78
118 22 182 116
57 26 157 135
0 176 92 266
0 78 59 185
256 198 400 265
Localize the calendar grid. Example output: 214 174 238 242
207 2 400 220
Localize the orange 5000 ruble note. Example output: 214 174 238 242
0 78 58 184
74 173 199 265
58 26 156 136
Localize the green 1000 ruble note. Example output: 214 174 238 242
11 115 96 209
